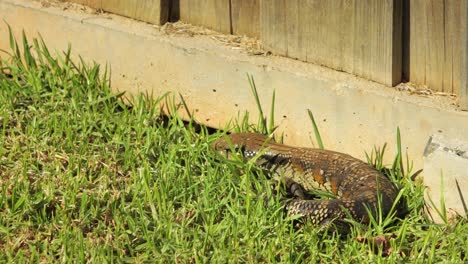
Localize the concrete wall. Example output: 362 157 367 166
1 0 467 221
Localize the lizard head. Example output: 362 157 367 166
211 132 272 159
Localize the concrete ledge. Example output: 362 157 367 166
1 0 467 219
424 135 468 223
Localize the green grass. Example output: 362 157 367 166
0 31 467 263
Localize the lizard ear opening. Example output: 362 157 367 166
235 144 246 154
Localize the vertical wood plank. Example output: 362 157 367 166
260 0 287 56
179 0 231 34
352 0 366 77
392 0 403 86
443 0 455 93
448 0 462 96
353 0 401 85
402 0 410 81
460 0 468 109
231 0 260 38
285 0 301 59
339 0 355 73
102 0 136 20
259 0 270 50
101 0 170 25
305 0 320 65
425 0 445 92
178 0 190 24
309 1 342 69
406 0 465 96
67 0 102 9
297 0 310 63
65 0 169 25
408 0 427 84
261 0 402 86
136 0 170 24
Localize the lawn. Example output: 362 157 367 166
0 32 466 263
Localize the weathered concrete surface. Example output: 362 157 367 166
1 0 467 220
423 135 468 223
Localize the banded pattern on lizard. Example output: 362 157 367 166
211 132 398 226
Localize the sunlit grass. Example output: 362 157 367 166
0 30 466 263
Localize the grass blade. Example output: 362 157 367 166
22 30 37 70
396 127 405 178
307 109 324 149
7 23 21 60
247 74 266 133
268 89 276 134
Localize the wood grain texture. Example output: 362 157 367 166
260 0 287 55
460 0 468 109
136 0 170 24
179 0 230 33
260 0 402 86
66 0 101 9
231 0 260 38
101 0 169 25
65 0 169 25
405 0 465 95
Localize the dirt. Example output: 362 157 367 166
37 0 97 14
160 21 266 56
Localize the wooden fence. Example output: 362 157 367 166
260 1 402 87
404 0 466 97
65 0 468 110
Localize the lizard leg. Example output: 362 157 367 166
283 177 308 199
285 199 346 226
263 177 311 208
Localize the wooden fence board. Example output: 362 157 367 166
261 0 402 87
426 0 445 92
286 0 309 59
261 0 287 55
461 0 468 109
101 0 136 20
354 0 402 85
66 0 169 25
407 0 425 84
231 0 260 38
405 0 464 95
66 0 101 9
102 0 169 25
179 0 230 34
443 0 456 92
